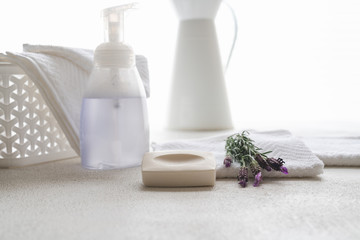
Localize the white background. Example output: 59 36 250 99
1 0 359 133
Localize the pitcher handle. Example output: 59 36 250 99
223 1 238 71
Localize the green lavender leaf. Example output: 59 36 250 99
225 131 271 165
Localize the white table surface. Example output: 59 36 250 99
1 159 360 240
1 127 360 240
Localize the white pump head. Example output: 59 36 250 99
102 3 136 42
95 3 137 68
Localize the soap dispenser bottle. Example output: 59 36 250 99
80 3 149 170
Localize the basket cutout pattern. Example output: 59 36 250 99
0 71 73 160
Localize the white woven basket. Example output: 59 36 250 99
0 61 77 168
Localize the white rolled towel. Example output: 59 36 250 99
152 130 325 178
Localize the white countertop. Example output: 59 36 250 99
1 125 360 239
1 157 359 240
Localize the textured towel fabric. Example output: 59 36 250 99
3 44 150 156
303 137 360 166
152 130 324 178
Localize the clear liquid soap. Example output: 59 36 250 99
80 3 149 169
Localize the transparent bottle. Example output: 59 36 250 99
80 4 149 170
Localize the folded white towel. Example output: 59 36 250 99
3 44 150 156
303 137 360 166
152 130 324 178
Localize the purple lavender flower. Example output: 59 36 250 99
253 171 262 187
239 179 247 188
238 167 248 188
249 161 260 175
266 157 289 174
249 161 263 187
255 154 272 171
280 166 288 174
223 156 233 168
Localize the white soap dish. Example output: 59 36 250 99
142 150 216 187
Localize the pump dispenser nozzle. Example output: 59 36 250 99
102 3 135 42
95 3 137 68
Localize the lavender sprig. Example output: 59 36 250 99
223 131 289 187
237 166 248 187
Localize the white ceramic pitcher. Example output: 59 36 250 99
168 0 235 130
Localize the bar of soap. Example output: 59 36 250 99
142 150 216 187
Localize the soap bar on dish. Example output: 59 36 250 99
142 150 216 187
